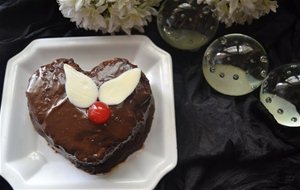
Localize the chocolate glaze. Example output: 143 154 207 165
26 58 155 174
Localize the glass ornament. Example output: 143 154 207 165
157 0 219 50
202 33 269 96
260 64 300 127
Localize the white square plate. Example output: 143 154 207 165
0 35 177 189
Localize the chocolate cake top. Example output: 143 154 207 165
26 58 154 164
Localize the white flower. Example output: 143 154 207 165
57 0 161 34
198 0 278 27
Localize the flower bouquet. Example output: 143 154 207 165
58 0 162 34
197 0 278 26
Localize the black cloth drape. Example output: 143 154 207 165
1 0 300 189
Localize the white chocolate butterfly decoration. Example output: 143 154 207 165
64 64 141 108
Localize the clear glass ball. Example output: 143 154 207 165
202 33 269 96
260 64 300 127
157 0 218 50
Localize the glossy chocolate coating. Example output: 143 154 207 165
26 58 155 174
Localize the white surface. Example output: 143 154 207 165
0 35 177 190
64 64 98 108
99 68 141 105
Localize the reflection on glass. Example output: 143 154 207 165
203 33 269 96
260 64 300 127
224 44 253 54
157 0 219 50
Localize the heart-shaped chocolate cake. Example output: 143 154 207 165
26 58 155 174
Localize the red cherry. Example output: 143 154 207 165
88 101 111 124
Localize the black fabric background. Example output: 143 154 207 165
1 0 300 189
